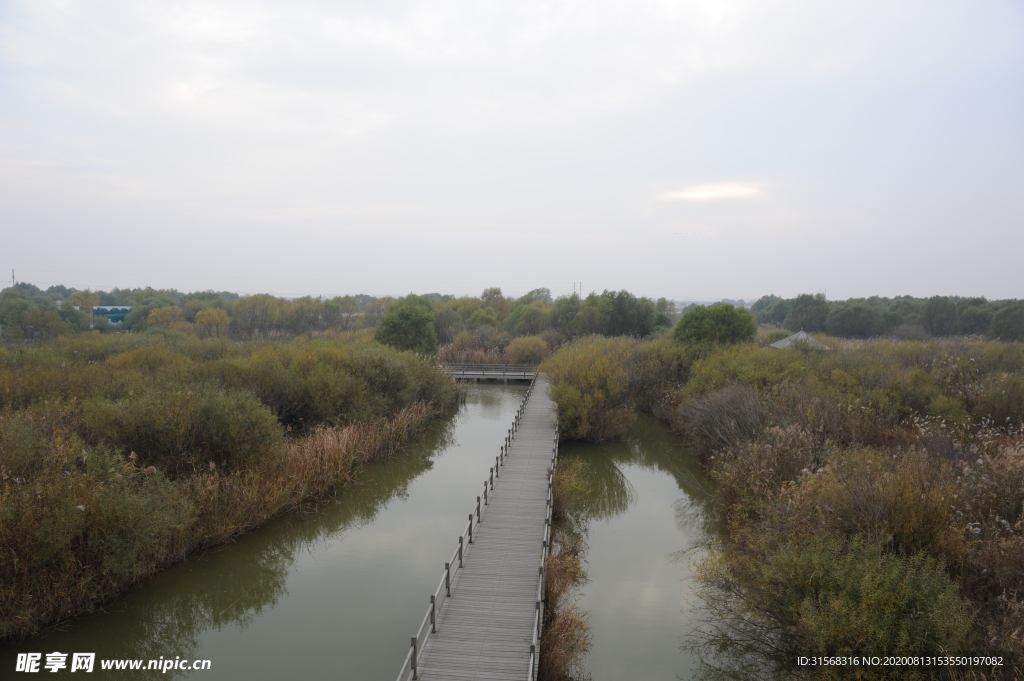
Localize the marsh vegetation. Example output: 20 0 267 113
0 333 458 640
543 331 1024 679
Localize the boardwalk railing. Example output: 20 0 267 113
528 427 559 681
394 379 560 681
442 363 538 380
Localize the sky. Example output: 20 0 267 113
1 0 1022 301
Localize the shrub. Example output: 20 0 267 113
673 303 756 345
674 383 767 451
374 297 438 355
83 385 286 474
0 333 459 641
696 536 974 678
505 336 551 365
541 337 688 441
973 375 1024 428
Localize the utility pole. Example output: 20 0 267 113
11 269 14 287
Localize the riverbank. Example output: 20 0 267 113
542 336 1024 677
0 333 459 641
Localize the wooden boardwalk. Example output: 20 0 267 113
442 363 538 383
395 378 558 681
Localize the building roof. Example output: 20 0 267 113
769 330 831 350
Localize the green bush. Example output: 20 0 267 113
541 336 688 441
83 385 285 474
374 297 438 355
673 303 756 345
505 336 551 364
698 536 973 678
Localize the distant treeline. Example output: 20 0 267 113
5 283 1023 347
751 293 1024 341
0 283 677 349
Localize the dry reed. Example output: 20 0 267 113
540 458 592 681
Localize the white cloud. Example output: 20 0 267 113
659 183 763 202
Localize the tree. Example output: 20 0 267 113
989 302 1024 342
148 306 186 328
825 302 885 339
673 303 756 345
517 288 552 305
606 290 663 337
433 306 463 345
375 297 438 354
504 303 548 336
922 296 959 336
66 289 100 310
326 296 361 330
751 294 781 314
363 297 393 328
231 294 281 338
551 294 581 338
481 287 512 321
783 294 829 332
959 307 993 335
752 294 791 325
195 308 229 338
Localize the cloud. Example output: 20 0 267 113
659 182 763 201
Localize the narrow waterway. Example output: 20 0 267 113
559 415 720 681
2 384 527 680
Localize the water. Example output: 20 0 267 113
3 391 720 680
559 415 720 681
1 384 527 680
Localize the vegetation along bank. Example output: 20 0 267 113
0 333 458 641
541 312 1024 679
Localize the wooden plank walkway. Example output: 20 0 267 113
395 377 558 681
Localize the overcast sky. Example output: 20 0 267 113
2 0 1022 301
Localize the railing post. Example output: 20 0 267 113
496 455 500 474
476 496 481 523
468 514 474 543
445 561 451 597
484 486 488 506
430 594 436 633
411 637 418 679
458 536 463 567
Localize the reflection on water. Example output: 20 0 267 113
1 385 526 680
560 415 721 681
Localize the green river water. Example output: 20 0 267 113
2 385 719 680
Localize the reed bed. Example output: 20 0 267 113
540 458 592 681
1 334 457 642
0 402 441 641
